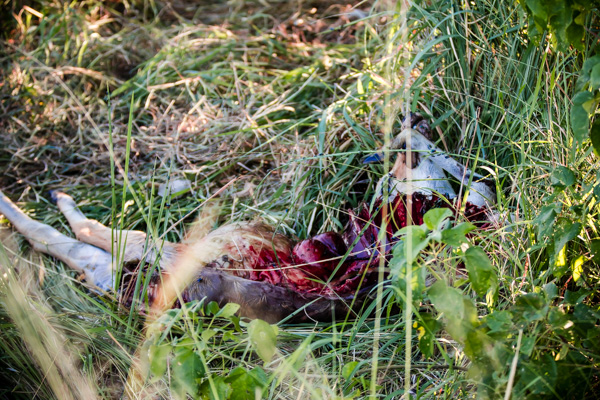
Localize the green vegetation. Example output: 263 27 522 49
0 0 599 398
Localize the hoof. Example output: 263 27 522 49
49 190 62 204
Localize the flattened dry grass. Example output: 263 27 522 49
0 0 599 399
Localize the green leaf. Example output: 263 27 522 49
590 63 600 90
429 281 464 318
590 239 600 262
566 21 585 51
416 314 442 358
520 335 536 357
224 367 267 400
563 289 591 305
513 293 548 324
441 222 476 247
392 225 429 264
390 257 427 303
571 91 594 143
429 281 478 343
201 329 217 342
171 341 205 399
148 343 171 382
533 204 559 240
483 310 513 334
551 219 581 276
206 301 220 316
548 307 571 330
463 246 497 298
390 224 429 301
423 208 453 231
342 361 360 380
544 282 558 300
577 55 600 92
248 319 278 363
215 303 240 319
199 376 232 400
590 119 600 157
525 0 547 20
550 166 575 189
518 355 557 395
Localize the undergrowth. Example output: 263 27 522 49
0 0 599 399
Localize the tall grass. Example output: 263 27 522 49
0 0 598 398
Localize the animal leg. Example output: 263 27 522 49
51 191 180 271
0 190 114 290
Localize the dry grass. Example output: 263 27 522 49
1 0 599 399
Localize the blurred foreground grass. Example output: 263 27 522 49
0 0 599 398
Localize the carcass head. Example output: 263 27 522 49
365 123 496 208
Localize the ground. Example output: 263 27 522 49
0 1 599 399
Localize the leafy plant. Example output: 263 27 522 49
390 207 600 398
520 1 600 149
142 301 269 400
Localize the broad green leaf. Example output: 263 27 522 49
513 293 548 324
590 119 600 157
201 329 217 342
520 335 536 357
415 314 442 358
423 207 453 231
392 225 429 264
571 255 585 282
248 319 278 363
590 239 600 262
563 289 591 306
525 0 547 20
215 303 240 318
566 21 585 51
224 367 267 400
171 341 205 399
571 91 594 143
550 166 575 189
390 258 427 303
544 282 558 300
206 301 220 316
518 355 557 395
428 281 464 318
416 324 434 358
148 343 171 382
548 2 572 50
441 222 476 246
342 361 360 380
573 303 597 330
483 310 513 334
552 219 582 277
199 376 232 400
533 204 559 240
464 246 497 298
548 307 570 330
463 329 496 365
429 281 478 343
590 62 600 90
393 224 428 240
580 56 600 90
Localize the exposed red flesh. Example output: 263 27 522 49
223 193 491 299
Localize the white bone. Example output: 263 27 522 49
376 128 495 207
